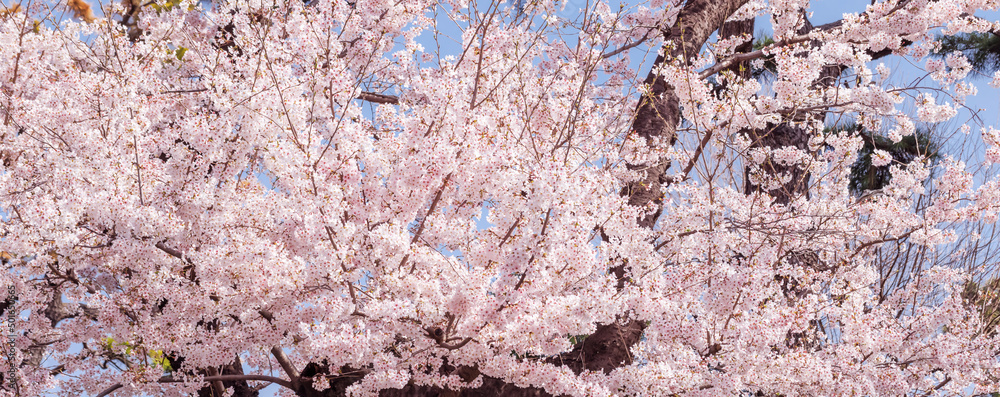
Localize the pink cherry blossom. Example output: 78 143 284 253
2 1 1000 396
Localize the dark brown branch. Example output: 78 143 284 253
919 376 951 397
357 91 399 105
498 214 522 248
853 229 918 256
438 337 473 350
680 120 717 177
154 240 191 263
700 0 918 79
653 229 701 251
205 367 226 397
401 173 453 272
411 173 452 245
161 88 209 94
133 134 144 206
513 209 552 291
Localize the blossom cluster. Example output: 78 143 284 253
1 0 999 396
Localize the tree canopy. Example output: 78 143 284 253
3 0 1000 396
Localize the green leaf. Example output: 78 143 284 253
150 0 183 13
175 47 187 61
148 350 173 372
101 337 115 351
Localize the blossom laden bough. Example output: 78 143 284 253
2 0 1000 396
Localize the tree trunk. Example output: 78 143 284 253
742 15 845 205
626 0 750 227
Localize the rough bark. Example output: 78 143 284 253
743 122 816 204
740 10 912 201
381 376 551 397
742 16 844 205
543 316 647 374
194 355 260 397
626 0 750 227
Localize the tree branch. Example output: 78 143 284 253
95 375 296 397
161 88 209 94
602 29 654 59
357 91 399 105
133 134 144 206
497 214 522 248
700 0 918 79
154 240 191 264
919 375 951 397
257 309 307 388
270 346 301 391
401 173 453 273
205 367 226 397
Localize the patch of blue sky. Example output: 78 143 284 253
255 168 277 192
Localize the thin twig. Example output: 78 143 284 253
602 30 653 59
133 134 144 206
653 229 701 251
514 209 551 291
853 229 917 256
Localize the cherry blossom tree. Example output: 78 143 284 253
3 0 1000 396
